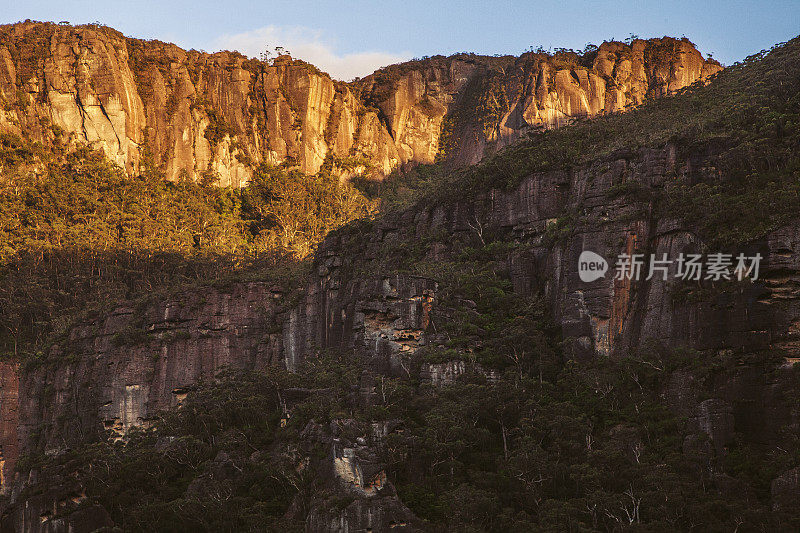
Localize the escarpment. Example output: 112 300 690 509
0 21 720 185
2 22 798 532
355 38 721 167
3 139 800 530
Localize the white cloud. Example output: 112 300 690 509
211 26 411 81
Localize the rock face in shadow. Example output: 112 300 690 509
3 137 799 531
0 270 436 531
303 419 423 532
0 22 720 184
300 143 791 363
0 283 284 495
280 143 800 526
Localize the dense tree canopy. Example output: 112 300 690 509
0 140 374 357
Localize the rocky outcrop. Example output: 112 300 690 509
6 22 789 533
284 146 760 360
283 270 436 375
0 22 721 184
0 268 438 530
0 362 18 496
304 419 421 532
356 39 722 167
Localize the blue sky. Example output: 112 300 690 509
4 0 799 80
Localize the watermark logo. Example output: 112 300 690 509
578 251 762 282
578 250 609 282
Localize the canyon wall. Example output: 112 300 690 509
8 21 793 532
0 21 720 185
1 140 799 530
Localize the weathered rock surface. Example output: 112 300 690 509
275 141 800 521
0 267 437 531
304 419 422 532
0 22 720 184
2 137 800 530
0 282 284 499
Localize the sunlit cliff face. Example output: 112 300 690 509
0 22 720 186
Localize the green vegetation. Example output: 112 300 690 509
203 108 235 148
0 140 374 359
19 370 307 532
242 164 376 257
409 241 560 371
22 325 800 531
352 162 450 211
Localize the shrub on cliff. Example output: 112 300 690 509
241 163 376 257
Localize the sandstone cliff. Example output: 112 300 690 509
6 21 798 533
0 21 721 185
3 139 800 531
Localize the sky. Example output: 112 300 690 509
2 0 799 80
